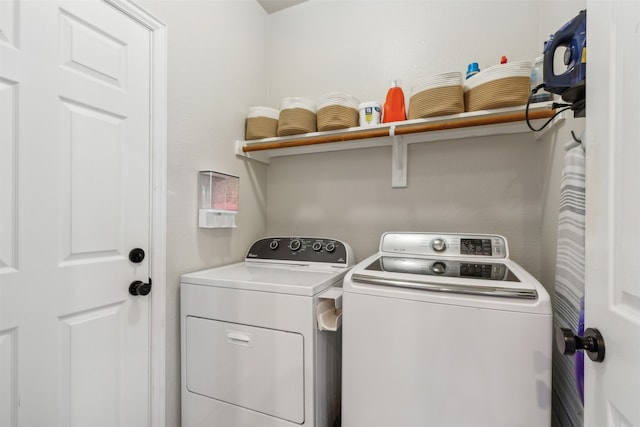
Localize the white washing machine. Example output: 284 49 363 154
342 232 552 427
181 237 354 427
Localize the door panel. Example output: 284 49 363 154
60 99 124 260
0 0 18 47
0 78 17 273
59 303 124 427
60 8 127 88
0 1 152 426
0 327 18 427
611 5 640 317
585 1 640 426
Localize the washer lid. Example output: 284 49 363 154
180 261 351 296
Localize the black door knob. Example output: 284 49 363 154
129 248 145 263
555 326 605 362
129 280 152 296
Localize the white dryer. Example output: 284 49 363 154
181 237 354 427
342 232 552 427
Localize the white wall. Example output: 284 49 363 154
137 0 585 425
267 136 544 270
264 5 585 427
267 0 543 106
138 1 269 425
265 1 547 274
264 0 585 279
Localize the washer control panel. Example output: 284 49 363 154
380 232 508 259
370 256 518 281
246 237 350 265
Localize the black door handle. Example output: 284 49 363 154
555 326 605 362
129 279 152 296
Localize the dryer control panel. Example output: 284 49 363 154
246 237 352 266
379 232 508 259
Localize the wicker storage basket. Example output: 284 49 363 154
317 105 359 131
408 85 464 119
316 92 360 131
463 62 533 112
464 76 531 111
277 97 317 136
407 72 464 119
277 108 317 136
245 107 279 140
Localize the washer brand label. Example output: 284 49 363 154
247 253 258 258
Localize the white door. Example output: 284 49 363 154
585 1 640 426
0 0 153 426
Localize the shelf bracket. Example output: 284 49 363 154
391 130 407 188
235 140 270 164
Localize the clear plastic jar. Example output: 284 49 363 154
530 56 552 102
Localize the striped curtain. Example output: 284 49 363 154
551 140 585 427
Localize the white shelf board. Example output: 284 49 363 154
235 102 563 187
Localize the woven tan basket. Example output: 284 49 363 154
464 76 531 112
408 85 464 119
277 108 317 136
245 116 278 140
317 105 359 131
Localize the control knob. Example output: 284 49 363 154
325 242 336 253
269 240 279 250
431 238 447 252
289 239 302 251
431 262 446 275
312 241 323 251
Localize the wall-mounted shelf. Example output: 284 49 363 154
235 102 562 187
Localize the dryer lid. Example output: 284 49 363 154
181 261 350 296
